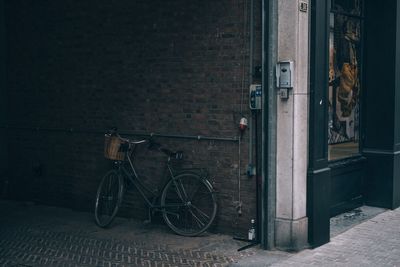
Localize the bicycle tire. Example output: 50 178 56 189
161 173 217 236
94 169 124 228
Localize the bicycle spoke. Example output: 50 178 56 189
162 203 186 208
94 170 123 228
189 208 206 228
190 204 211 221
185 207 189 232
187 183 201 201
161 173 217 236
194 191 213 201
104 176 117 216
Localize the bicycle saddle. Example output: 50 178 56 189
148 140 183 160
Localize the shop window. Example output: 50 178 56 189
328 0 363 161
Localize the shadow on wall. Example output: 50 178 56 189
4 0 260 234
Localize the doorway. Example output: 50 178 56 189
308 0 400 248
328 0 365 216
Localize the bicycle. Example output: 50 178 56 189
94 131 218 236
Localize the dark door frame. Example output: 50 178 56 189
307 0 331 248
308 0 400 248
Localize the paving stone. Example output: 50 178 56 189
0 200 262 267
3 201 399 267
270 207 400 267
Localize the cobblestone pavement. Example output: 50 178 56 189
0 226 240 266
0 201 289 267
1 201 399 267
271 207 400 267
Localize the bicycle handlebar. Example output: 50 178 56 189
127 139 148 145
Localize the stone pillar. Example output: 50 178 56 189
275 0 309 250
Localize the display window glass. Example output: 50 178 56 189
328 0 363 161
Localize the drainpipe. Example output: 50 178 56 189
261 0 278 250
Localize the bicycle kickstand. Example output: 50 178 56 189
143 207 152 225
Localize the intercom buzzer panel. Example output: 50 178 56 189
276 61 294 89
249 84 262 110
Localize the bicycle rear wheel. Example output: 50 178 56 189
94 169 124 228
161 173 217 236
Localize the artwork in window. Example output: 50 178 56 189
331 0 362 15
328 0 363 160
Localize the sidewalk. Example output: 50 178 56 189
0 200 399 267
270 207 400 267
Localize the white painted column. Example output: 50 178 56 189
275 0 310 250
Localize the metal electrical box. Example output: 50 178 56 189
276 61 294 89
249 84 262 110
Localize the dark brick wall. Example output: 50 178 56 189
0 0 7 196
5 0 261 234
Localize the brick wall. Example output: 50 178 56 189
0 0 7 197
5 0 261 234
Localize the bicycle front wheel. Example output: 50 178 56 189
94 169 124 228
161 173 217 236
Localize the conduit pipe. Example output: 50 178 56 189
0 125 239 142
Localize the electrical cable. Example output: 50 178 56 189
237 0 249 217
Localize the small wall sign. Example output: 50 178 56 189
299 2 308 12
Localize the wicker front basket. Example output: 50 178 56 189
104 134 125 161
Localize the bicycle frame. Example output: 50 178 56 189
117 147 186 213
